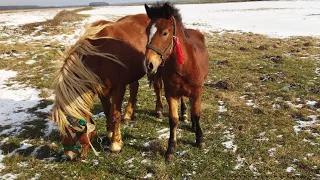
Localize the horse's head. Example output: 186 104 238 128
61 117 97 161
144 2 180 74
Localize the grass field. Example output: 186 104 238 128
0 7 319 179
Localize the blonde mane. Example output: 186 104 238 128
52 23 124 135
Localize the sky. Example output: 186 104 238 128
0 0 157 6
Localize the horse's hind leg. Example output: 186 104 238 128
110 86 126 153
180 96 188 123
99 94 112 140
165 96 179 161
190 91 206 149
154 72 163 120
123 81 139 124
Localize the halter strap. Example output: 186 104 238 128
146 17 177 64
63 117 100 156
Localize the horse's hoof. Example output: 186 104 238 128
197 142 206 149
110 142 123 153
165 153 174 161
156 111 163 119
182 114 189 123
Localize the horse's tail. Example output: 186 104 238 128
52 23 125 135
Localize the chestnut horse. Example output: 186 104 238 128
144 2 209 160
52 14 187 160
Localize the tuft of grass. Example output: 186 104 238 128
22 7 91 33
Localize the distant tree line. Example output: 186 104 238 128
0 6 43 10
89 2 109 6
0 5 86 11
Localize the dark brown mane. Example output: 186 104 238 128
146 2 189 36
146 2 182 22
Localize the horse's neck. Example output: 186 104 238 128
172 23 197 75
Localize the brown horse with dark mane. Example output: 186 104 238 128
52 13 188 160
144 2 209 160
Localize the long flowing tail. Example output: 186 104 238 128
52 23 124 135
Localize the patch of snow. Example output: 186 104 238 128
218 101 227 112
246 100 254 106
286 166 295 173
178 150 188 157
285 101 304 109
272 104 281 109
0 150 5 171
0 173 18 180
158 133 170 140
43 118 57 137
143 172 153 179
157 128 169 133
31 146 42 156
124 157 134 164
36 104 53 113
30 173 41 180
316 67 320 76
240 95 248 99
0 8 75 27
92 159 99 166
93 112 106 118
143 142 150 147
249 164 260 176
0 70 41 136
222 129 237 152
0 138 9 171
234 155 245 170
293 116 318 134
80 1 320 38
302 138 319 146
141 159 151 164
25 60 37 65
268 147 277 157
129 139 137 145
306 100 318 108
17 162 29 168
9 140 33 156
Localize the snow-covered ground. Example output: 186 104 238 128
0 8 75 27
0 70 49 136
78 1 320 38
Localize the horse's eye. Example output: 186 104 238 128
163 32 168 36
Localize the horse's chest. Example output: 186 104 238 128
166 74 192 96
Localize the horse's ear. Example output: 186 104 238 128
145 4 152 19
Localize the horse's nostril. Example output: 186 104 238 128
148 62 153 70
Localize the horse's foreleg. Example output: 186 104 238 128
154 73 163 119
166 96 179 161
123 81 139 124
180 96 188 122
110 87 125 153
190 91 205 149
99 94 112 140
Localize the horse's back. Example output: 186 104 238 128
96 14 149 51
91 20 114 27
185 29 206 51
86 14 150 86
